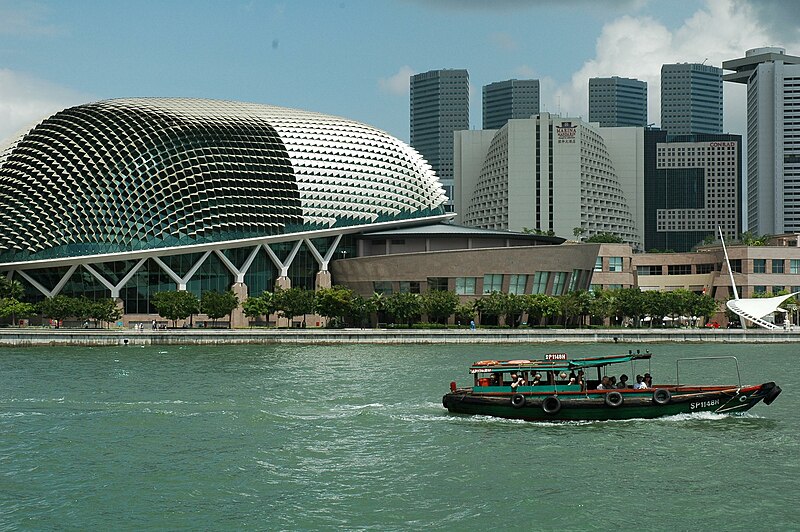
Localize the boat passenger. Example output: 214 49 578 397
633 374 646 389
510 373 525 390
596 376 612 390
532 373 542 385
576 370 586 391
643 373 653 388
609 376 617 388
617 374 630 389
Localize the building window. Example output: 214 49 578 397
772 259 785 274
399 281 420 294
532 271 549 294
636 265 660 276
608 257 623 272
552 272 568 295
729 259 742 273
569 269 581 292
668 265 692 275
455 277 477 295
754 285 767 294
373 281 393 295
696 263 714 274
773 286 785 295
508 274 527 295
483 274 503 294
791 260 800 274
594 257 603 272
753 259 766 273
427 277 448 292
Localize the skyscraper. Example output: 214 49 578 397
724 47 800 235
660 63 723 135
644 130 742 252
588 77 647 127
410 69 469 211
482 79 540 129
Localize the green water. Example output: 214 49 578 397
1 343 798 530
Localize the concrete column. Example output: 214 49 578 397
316 270 331 290
230 282 248 328
275 276 291 290
115 297 125 327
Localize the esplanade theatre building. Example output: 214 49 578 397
0 98 598 326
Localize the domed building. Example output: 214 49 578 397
0 98 449 319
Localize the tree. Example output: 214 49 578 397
346 294 374 328
0 298 35 326
384 292 422 326
242 291 274 326
525 293 560 326
688 292 719 324
739 230 770 246
586 232 623 243
201 290 240 328
421 290 459 324
503 293 527 328
315 286 355 327
474 291 506 325
615 288 644 326
454 303 475 326
38 295 77 326
560 290 593 327
88 298 123 328
152 290 201 327
589 289 616 325
273 287 315 327
641 290 668 327
572 227 587 241
0 277 24 300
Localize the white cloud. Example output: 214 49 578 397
378 65 415 96
0 69 90 145
546 0 800 136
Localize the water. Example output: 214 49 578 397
1 343 798 530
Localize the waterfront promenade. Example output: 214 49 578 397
1 327 799 346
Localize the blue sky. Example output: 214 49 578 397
1 0 798 144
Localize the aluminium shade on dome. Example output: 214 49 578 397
0 98 446 263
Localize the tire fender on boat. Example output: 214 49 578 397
604 391 624 407
762 382 782 405
541 395 561 415
652 388 671 405
511 393 526 408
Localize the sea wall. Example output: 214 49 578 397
1 328 800 346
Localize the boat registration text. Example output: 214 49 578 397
690 399 720 409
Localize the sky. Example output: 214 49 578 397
1 0 799 146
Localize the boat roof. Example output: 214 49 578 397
469 353 651 373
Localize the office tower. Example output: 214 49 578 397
482 79 540 129
454 113 642 248
661 63 723 135
724 47 800 235
588 77 647 127
644 130 742 252
410 69 469 210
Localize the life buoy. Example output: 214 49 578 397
604 391 624 407
652 388 671 405
511 393 526 408
474 360 499 366
542 395 561 415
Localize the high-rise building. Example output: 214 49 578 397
644 130 742 252
661 63 723 135
454 113 642 248
410 69 469 211
482 79 540 129
588 77 647 127
723 47 800 235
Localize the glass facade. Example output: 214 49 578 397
483 274 503 294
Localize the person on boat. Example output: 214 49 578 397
596 376 612 390
510 373 525 390
609 376 617 388
576 370 586 391
643 373 653 388
531 373 542 385
633 374 646 389
617 374 630 389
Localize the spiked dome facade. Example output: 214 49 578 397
0 98 449 318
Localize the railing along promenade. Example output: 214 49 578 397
1 327 799 346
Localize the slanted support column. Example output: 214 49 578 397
230 282 248 328
275 276 291 290
315 270 331 290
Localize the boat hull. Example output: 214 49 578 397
442 382 781 422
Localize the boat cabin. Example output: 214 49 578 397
469 352 652 392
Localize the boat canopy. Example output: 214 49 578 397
469 354 651 373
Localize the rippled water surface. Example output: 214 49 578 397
1 343 798 530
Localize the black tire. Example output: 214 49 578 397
763 382 782 405
652 388 671 405
542 395 561 415
511 393 526 408
604 391 624 407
